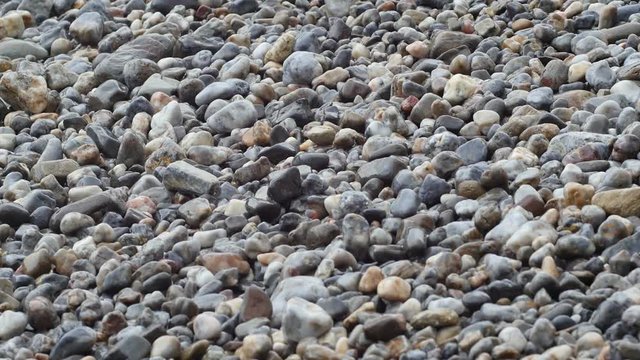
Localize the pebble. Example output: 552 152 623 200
0 311 27 340
282 297 333 342
69 12 104 45
377 276 411 302
193 312 222 340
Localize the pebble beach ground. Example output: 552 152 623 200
3 0 640 359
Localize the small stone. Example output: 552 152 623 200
207 100 258 134
377 276 411 302
240 286 272 322
540 59 568 90
592 188 640 217
586 61 616 91
162 160 219 196
236 334 272 360
359 266 384 293
268 167 302 204
283 51 323 86
0 71 48 113
264 33 295 63
103 335 151 360
193 312 222 340
282 297 333 343
364 314 407 341
390 189 420 218
443 74 477 105
412 308 459 329
0 39 48 59
49 327 96 360
0 311 27 340
69 12 103 45
150 336 181 359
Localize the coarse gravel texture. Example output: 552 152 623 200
2 0 640 359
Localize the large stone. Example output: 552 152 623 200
31 159 80 182
49 188 127 232
50 327 96 360
443 74 477 105
430 31 482 58
0 71 49 113
103 335 150 360
0 203 31 227
195 79 249 106
545 132 615 158
0 311 27 340
69 12 104 45
270 276 329 326
268 167 302 204
282 51 323 86
95 34 175 83
162 160 219 196
593 188 640 217
206 100 257 134
357 156 406 185
0 39 48 59
282 297 333 342
150 0 198 13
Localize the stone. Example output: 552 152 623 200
0 71 48 113
178 198 212 226
49 188 127 232
193 312 222 340
195 79 249 106
282 297 333 342
411 309 459 329
150 336 181 359
207 100 257 134
586 61 616 91
117 131 145 167
236 334 272 360
270 276 329 325
162 160 219 196
0 203 30 227
541 59 568 90
359 266 384 293
69 12 103 45
49 327 96 360
357 156 406 184
95 34 175 83
0 311 27 340
430 31 482 58
364 314 407 341
0 39 48 59
45 62 79 91
527 87 554 110
377 276 411 302
264 33 295 63
419 175 452 206
592 188 640 217
268 167 302 204
240 286 272 322
103 335 151 360
443 74 477 105
282 51 323 86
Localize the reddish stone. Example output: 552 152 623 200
195 5 211 20
401 95 419 114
